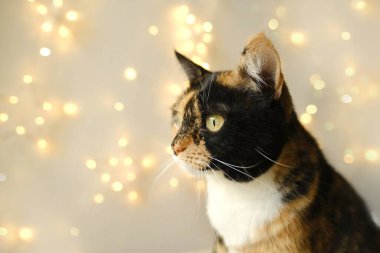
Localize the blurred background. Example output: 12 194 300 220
0 0 379 252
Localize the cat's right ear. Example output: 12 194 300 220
175 50 210 83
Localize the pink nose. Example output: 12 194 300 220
172 138 191 155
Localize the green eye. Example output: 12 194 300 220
206 115 225 132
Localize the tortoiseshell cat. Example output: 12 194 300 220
171 33 380 253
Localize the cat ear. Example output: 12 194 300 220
240 33 284 99
175 50 210 83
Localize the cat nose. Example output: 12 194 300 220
172 137 191 155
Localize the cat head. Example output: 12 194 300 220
171 33 293 182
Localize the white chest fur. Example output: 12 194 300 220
206 171 283 249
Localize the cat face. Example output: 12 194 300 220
171 33 291 182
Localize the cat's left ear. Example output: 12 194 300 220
175 50 210 83
240 33 284 99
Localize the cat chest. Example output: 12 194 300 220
206 172 283 249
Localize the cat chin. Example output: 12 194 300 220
172 155 208 178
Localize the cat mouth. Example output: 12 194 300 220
173 155 209 177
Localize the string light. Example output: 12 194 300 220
169 177 179 188
36 4 48 15
19 227 34 241
112 181 123 192
41 22 53 33
168 83 182 96
124 67 137 80
23 74 33 84
37 139 48 149
39 47 51 57
313 80 326 90
114 102 124 111
196 42 207 55
352 0 367 10
142 157 154 168
66 10 79 21
341 32 351 40
300 113 312 125
128 191 138 202
344 149 355 164
341 94 353 104
69 227 79 236
101 173 111 183
365 149 379 162
123 157 133 166
290 32 305 45
126 172 136 181
345 67 355 76
109 157 119 166
118 138 128 147
9 96 19 104
306 104 318 115
42 102 53 111
94 194 104 204
34 116 45 126
202 22 213 32
58 25 71 38
16 126 26 135
86 159 97 170
268 18 279 30
185 14 196 24
63 103 78 115
202 33 212 43
53 0 63 8
148 26 159 36
0 113 9 122
0 227 8 236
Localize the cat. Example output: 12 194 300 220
171 33 380 253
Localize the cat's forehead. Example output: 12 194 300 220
216 70 260 91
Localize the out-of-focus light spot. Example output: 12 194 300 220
148 25 159 36
142 157 154 169
124 67 137 80
352 0 367 10
16 126 26 135
174 5 189 21
201 62 210 70
9 96 19 104
19 228 34 241
108 157 119 166
0 113 9 122
66 10 79 21
58 25 71 38
344 150 355 164
341 32 351 40
114 102 124 111
185 14 196 24
63 103 78 116
0 227 8 236
202 22 213 32
202 33 212 43
180 40 195 53
23 74 33 84
300 113 312 125
306 104 318 115
275 5 287 18
101 173 111 183
37 139 48 149
36 4 48 15
196 43 207 55
313 80 326 90
324 122 334 131
179 28 192 39
112 181 123 192
39 47 51 57
53 0 63 8
166 146 172 154
128 191 138 202
169 177 179 188
41 22 53 32
34 116 45 126
69 227 79 236
341 94 352 104
290 32 305 45
169 83 183 96
126 172 136 181
309 74 321 84
345 67 355 76
268 18 279 30
0 173 6 182
123 157 133 166
118 138 128 147
42 102 53 111
365 149 379 162
94 194 104 204
86 159 97 170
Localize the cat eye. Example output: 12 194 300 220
206 115 225 132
